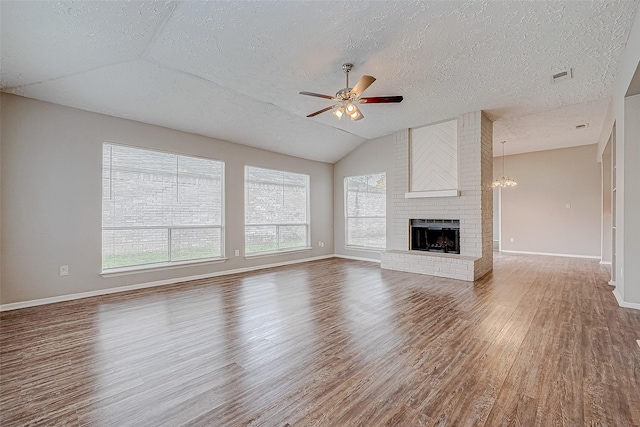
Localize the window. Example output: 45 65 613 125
102 143 224 271
244 166 309 255
345 173 386 249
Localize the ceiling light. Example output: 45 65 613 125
349 105 363 121
333 107 345 119
493 141 517 188
345 101 356 114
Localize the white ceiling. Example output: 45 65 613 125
1 1 638 162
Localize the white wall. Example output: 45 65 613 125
623 94 640 303
498 144 601 257
0 95 3 304
597 5 640 306
0 94 334 305
601 140 612 263
333 134 394 261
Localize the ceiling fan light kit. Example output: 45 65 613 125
300 63 403 121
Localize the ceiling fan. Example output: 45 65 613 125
300 63 403 121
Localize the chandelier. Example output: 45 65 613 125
493 141 517 188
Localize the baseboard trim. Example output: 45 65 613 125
0 255 336 312
599 261 612 265
500 250 601 260
612 289 640 311
334 254 381 263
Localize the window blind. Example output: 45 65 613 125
244 166 309 255
102 143 224 270
345 173 386 249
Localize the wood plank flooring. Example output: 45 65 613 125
1 253 639 426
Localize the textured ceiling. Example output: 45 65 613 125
494 98 610 156
1 1 638 163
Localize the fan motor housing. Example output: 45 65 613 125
336 88 354 100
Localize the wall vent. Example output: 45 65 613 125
552 68 573 83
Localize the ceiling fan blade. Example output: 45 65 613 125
299 91 336 100
350 75 376 98
307 104 338 118
359 96 404 104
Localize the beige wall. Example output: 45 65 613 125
333 134 394 261
0 94 334 305
498 144 601 257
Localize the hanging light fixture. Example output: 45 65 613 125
300 63 403 121
333 100 363 121
493 141 517 188
347 103 363 121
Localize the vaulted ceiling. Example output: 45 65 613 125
1 1 638 162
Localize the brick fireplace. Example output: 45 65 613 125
380 111 493 281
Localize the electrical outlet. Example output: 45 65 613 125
318 241 324 248
510 237 515 243
60 265 69 276
234 249 240 257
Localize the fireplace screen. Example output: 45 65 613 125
410 219 460 254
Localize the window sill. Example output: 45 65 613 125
344 246 385 253
245 247 312 259
101 257 228 277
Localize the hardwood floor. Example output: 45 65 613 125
1 253 639 426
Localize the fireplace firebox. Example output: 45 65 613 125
410 219 460 254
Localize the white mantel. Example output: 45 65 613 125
404 190 460 198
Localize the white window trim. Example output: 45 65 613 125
101 142 226 273
344 172 387 250
100 257 228 277
244 165 311 256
